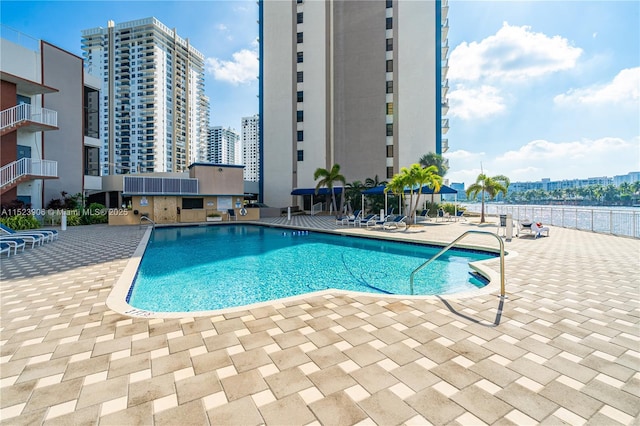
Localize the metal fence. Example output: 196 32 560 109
462 204 640 239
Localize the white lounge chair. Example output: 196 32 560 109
530 222 550 238
383 215 407 230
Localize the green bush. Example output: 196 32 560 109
0 215 41 230
440 202 465 215
87 203 108 224
65 211 82 226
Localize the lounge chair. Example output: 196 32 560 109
454 210 466 221
516 220 534 238
436 209 451 222
0 236 31 251
0 223 56 243
0 242 12 257
1 239 26 256
0 229 44 246
530 222 550 238
335 215 350 225
416 209 430 222
383 215 407 230
227 209 237 221
353 214 377 227
345 210 362 226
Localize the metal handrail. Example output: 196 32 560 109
410 230 505 297
139 215 156 229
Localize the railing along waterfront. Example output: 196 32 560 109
462 204 640 239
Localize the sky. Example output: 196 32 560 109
1 0 638 187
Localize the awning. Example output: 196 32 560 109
291 187 345 195
361 184 457 195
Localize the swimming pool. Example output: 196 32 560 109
126 225 496 313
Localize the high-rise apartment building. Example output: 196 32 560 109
81 17 209 175
1 27 102 210
260 0 449 207
241 115 260 182
207 126 240 165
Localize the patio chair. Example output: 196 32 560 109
530 222 550 238
353 214 377 227
0 224 55 243
227 209 237 221
516 219 534 238
454 210 466 221
0 239 26 256
416 209 430 222
345 210 362 226
383 215 407 231
0 242 11 257
0 228 44 246
0 236 30 251
436 209 450 222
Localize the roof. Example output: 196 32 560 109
291 187 345 196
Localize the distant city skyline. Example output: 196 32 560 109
1 0 638 187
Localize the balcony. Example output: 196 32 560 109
441 118 449 134
441 138 449 153
0 158 58 194
0 104 58 136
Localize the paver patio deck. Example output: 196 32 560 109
0 216 638 425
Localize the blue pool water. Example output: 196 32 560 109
128 225 496 312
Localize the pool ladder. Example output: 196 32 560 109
409 230 506 297
140 215 156 230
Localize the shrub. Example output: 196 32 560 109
0 215 41 230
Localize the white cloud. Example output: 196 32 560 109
449 22 583 82
216 24 228 32
445 137 640 187
448 85 506 120
554 67 640 106
206 49 258 85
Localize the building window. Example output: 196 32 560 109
386 38 393 51
297 32 303 43
297 130 304 141
84 146 100 176
297 91 304 102
386 145 394 158
297 150 304 161
296 110 304 122
84 87 100 138
297 12 303 24
387 167 394 179
386 60 393 72
297 71 304 83
386 123 393 136
386 81 393 94
297 51 303 63
386 102 393 115
386 18 393 30
386 0 392 8
297 0 303 3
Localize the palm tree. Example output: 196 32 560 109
314 164 346 217
465 173 510 223
345 180 365 212
418 153 449 177
385 164 442 224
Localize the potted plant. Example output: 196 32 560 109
207 212 222 222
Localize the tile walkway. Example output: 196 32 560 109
0 216 639 425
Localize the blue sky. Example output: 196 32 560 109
1 1 638 186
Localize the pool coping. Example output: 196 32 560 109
106 223 512 319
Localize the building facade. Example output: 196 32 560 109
207 126 240 165
1 27 101 211
81 17 209 176
241 115 260 182
260 0 449 207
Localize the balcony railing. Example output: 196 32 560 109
0 104 58 131
0 158 58 189
123 176 199 194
